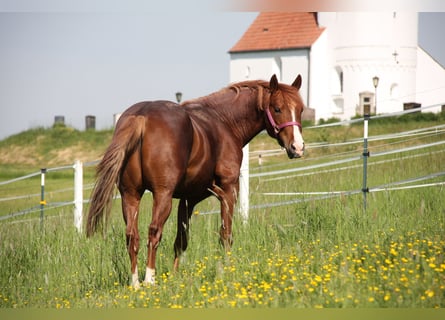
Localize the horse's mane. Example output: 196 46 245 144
181 79 298 111
227 80 269 110
229 79 269 91
181 80 265 109
228 79 298 110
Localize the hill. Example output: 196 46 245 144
0 111 444 174
0 125 113 170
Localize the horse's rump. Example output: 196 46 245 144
86 108 146 236
87 101 201 235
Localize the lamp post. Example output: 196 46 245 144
175 92 182 103
372 76 379 114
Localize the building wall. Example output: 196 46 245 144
229 49 310 105
230 12 445 121
317 12 419 119
416 47 445 112
308 29 334 120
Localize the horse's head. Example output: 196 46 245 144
264 74 305 159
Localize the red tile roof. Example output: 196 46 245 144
229 12 324 53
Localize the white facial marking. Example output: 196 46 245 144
291 109 304 153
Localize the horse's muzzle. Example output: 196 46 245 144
286 142 305 159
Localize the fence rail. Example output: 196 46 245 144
1 104 444 228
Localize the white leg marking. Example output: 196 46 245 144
131 266 140 289
143 267 156 286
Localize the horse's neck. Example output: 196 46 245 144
208 90 265 146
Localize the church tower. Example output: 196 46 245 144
230 12 444 121
314 12 419 118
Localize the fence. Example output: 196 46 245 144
238 103 445 219
0 160 98 232
0 104 444 230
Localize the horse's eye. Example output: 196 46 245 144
274 106 281 113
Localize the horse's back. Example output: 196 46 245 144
120 100 178 116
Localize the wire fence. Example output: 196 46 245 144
0 161 98 226
0 104 444 226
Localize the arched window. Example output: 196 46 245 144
339 71 343 93
390 83 399 99
245 66 251 79
273 56 282 81
332 66 343 95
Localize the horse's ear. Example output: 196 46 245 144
269 74 279 92
292 74 302 90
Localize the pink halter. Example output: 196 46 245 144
265 107 302 137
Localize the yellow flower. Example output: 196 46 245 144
390 248 398 256
425 289 435 298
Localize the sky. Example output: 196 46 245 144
0 2 445 140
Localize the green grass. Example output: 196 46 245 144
0 114 444 308
0 189 443 308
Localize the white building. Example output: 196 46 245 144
229 12 445 121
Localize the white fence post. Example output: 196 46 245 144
239 144 249 223
40 168 47 230
73 160 83 233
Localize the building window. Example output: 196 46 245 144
273 56 282 81
245 66 251 79
339 71 343 93
390 83 399 99
332 66 343 95
331 66 344 114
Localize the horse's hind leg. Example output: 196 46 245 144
121 191 142 289
211 182 237 250
173 198 196 270
144 190 173 286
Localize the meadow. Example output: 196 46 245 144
0 113 444 308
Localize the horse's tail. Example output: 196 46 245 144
86 114 145 237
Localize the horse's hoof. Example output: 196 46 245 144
132 281 141 290
142 280 156 287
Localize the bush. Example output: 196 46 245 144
318 117 341 125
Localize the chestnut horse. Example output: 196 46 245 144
86 74 305 288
